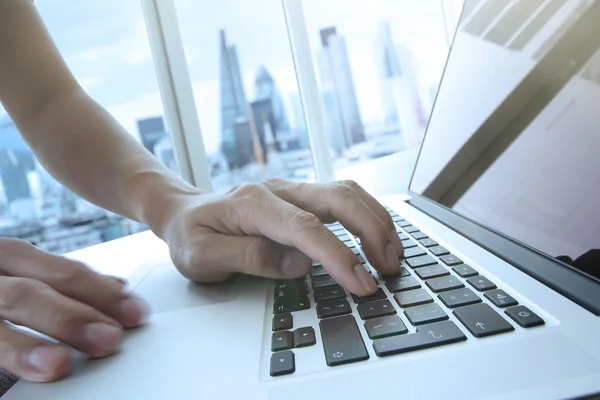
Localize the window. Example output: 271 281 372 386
0 0 176 253
172 0 316 193
298 0 450 170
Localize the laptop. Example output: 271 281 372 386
7 0 600 398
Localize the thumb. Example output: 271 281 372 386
175 233 312 282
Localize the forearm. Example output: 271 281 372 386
16 88 203 234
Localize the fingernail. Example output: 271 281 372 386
118 297 150 326
83 323 123 354
354 264 377 293
280 250 311 277
386 243 401 271
24 346 71 375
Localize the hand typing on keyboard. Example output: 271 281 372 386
153 179 405 296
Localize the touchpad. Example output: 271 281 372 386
133 265 238 314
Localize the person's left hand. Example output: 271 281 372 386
147 179 405 296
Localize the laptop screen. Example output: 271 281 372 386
410 0 600 265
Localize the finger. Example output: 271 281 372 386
265 180 401 276
0 322 72 382
221 185 377 296
173 229 312 282
0 277 123 358
0 241 147 328
345 181 405 257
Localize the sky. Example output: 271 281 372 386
0 0 451 155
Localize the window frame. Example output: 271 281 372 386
142 0 457 188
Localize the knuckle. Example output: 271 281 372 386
0 278 43 313
229 183 266 199
340 179 359 189
287 209 321 231
264 178 285 187
332 183 358 201
50 260 87 287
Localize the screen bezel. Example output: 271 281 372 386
405 0 600 315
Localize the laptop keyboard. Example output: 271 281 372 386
268 207 545 377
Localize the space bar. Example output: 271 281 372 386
319 315 369 366
373 321 466 357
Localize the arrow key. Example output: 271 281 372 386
453 303 514 338
271 331 294 352
270 351 295 377
294 327 316 348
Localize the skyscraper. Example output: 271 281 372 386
219 30 251 169
254 66 290 135
0 117 35 206
136 116 168 155
289 93 310 150
376 22 402 126
375 22 427 148
317 27 365 152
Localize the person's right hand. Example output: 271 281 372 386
0 238 148 382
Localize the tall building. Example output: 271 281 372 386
374 22 427 148
251 66 292 158
0 117 35 210
219 29 251 169
317 27 365 152
136 116 168 155
376 22 402 126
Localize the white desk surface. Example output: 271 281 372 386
67 148 419 281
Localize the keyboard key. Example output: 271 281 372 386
274 279 307 298
404 226 419 233
453 303 515 338
412 232 428 241
338 235 352 243
396 232 410 241
426 276 465 293
415 265 449 280
312 275 337 290
385 275 421 293
467 276 497 292
314 285 346 303
438 288 482 308
373 321 466 357
403 247 427 259
453 264 478 278
404 303 448 326
310 266 328 278
294 327 316 348
380 267 411 281
357 299 397 320
352 288 387 304
429 246 450 257
406 255 437 269
320 315 369 366
270 351 295 377
365 315 408 339
398 221 412 228
394 289 433 308
273 296 310 314
351 247 361 255
484 289 518 308
356 254 366 264
505 306 544 328
440 254 463 266
272 331 294 352
317 299 352 319
419 238 438 248
272 313 293 331
402 239 418 249
392 216 404 223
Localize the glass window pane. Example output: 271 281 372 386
173 0 315 193
0 0 176 253
301 0 449 170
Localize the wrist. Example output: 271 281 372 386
123 169 205 239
